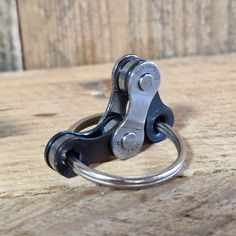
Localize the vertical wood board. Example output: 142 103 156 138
17 0 236 70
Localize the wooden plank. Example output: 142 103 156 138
173 0 184 57
162 0 175 58
228 0 236 51
210 0 229 53
184 0 198 56
0 54 235 235
18 0 236 70
0 0 22 71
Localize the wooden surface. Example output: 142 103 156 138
17 0 236 70
0 0 22 71
0 54 235 235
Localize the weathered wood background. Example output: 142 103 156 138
0 0 236 71
0 0 22 71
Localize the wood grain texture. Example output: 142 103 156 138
0 54 235 235
18 0 236 70
0 0 22 71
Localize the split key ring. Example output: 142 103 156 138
67 114 186 188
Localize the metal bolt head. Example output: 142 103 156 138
139 74 153 91
122 132 137 150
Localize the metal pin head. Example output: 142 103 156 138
122 132 137 150
139 73 153 91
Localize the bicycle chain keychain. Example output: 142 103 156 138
44 54 186 188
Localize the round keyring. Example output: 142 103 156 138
66 114 186 189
